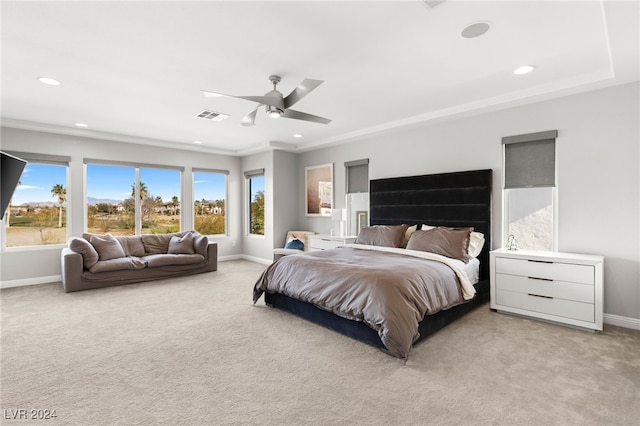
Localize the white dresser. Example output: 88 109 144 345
308 234 357 251
490 248 604 331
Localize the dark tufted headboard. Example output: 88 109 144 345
369 169 493 281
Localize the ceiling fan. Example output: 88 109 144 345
202 75 331 126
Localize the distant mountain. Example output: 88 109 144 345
88 197 123 205
19 201 57 208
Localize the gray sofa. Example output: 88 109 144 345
61 231 217 292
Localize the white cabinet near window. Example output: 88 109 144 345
490 248 604 331
308 235 357 251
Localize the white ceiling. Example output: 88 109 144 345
2 1 638 156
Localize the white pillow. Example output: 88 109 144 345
421 224 485 258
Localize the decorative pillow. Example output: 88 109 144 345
285 238 304 251
89 234 126 261
168 232 196 254
115 236 145 257
141 233 179 255
355 224 408 248
468 231 485 258
69 237 100 269
403 224 418 248
406 227 472 263
422 224 484 258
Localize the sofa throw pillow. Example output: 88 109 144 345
168 233 196 254
89 234 126 261
142 233 179 255
285 238 304 251
115 236 145 257
69 237 100 269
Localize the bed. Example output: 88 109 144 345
253 169 492 359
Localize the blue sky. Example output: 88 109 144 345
11 163 66 205
11 164 227 205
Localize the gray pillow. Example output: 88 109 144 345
168 233 195 254
355 225 408 248
406 227 472 263
89 234 126 261
141 233 177 255
69 237 100 269
115 236 145 257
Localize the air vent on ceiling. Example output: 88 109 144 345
195 110 230 122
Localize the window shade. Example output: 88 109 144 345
503 131 557 189
345 159 369 193
243 168 264 178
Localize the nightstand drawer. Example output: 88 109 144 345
495 273 594 303
495 257 594 285
496 289 594 323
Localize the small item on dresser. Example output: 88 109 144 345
507 234 518 250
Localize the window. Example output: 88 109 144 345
2 152 69 248
86 162 182 236
245 169 265 236
502 130 557 251
193 169 227 235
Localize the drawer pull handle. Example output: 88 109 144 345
528 293 553 299
527 259 553 264
528 276 553 282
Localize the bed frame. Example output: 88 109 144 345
265 169 493 354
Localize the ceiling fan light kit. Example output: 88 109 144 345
203 74 331 126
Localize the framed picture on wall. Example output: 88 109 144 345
305 163 333 216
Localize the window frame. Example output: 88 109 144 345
192 168 229 236
501 130 558 252
84 160 184 236
244 169 265 237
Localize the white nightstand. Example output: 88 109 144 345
490 248 604 331
308 234 357 251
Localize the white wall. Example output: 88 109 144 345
0 127 243 284
298 82 640 320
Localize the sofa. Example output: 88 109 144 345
61 231 217 292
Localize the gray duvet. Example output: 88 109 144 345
253 246 471 358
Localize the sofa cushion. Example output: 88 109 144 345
89 257 147 273
168 232 195 254
141 233 177 255
115 236 146 257
69 237 100 269
90 234 126 261
143 253 205 268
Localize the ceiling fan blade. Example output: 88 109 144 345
283 79 324 109
201 90 283 109
281 109 331 125
241 107 259 126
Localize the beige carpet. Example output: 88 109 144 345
1 260 639 426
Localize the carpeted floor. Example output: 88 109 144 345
1 260 639 425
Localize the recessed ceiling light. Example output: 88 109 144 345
514 65 536 75
293 134 303 138
38 77 60 86
461 21 491 39
193 140 203 144
75 123 88 128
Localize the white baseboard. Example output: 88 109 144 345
604 313 640 330
0 275 61 289
218 254 245 262
239 254 272 265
